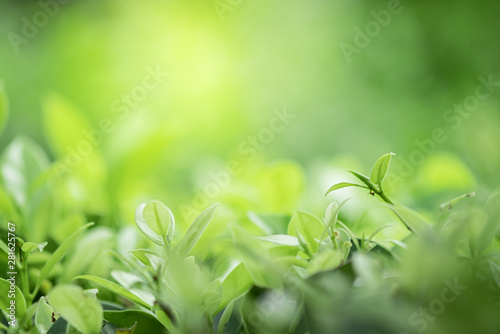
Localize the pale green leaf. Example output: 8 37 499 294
35 296 57 334
130 249 164 271
325 182 365 196
0 136 49 208
0 278 26 322
75 275 152 308
36 223 94 290
135 200 175 245
370 153 395 185
176 203 218 257
22 241 48 254
0 85 9 136
348 170 376 189
287 211 324 254
48 284 102 334
231 226 283 289
258 234 299 247
308 249 343 276
217 263 253 314
217 301 234 334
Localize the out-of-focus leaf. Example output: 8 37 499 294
36 223 94 293
35 296 58 334
488 260 500 290
130 249 164 271
308 249 343 276
382 204 429 234
0 85 9 136
103 310 166 334
111 271 143 289
202 278 222 316
61 227 113 283
231 226 283 290
0 186 20 224
474 193 500 255
51 213 85 245
258 234 299 247
440 192 476 212
287 211 324 254
324 201 341 229
247 213 291 235
217 300 234 334
48 284 102 334
0 136 49 208
0 278 26 322
115 321 137 334
217 263 253 314
176 203 218 257
75 275 152 308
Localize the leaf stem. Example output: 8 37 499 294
19 253 32 305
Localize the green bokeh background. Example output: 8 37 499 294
1 0 499 234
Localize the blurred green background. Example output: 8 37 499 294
1 0 499 241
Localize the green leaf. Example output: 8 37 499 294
154 308 175 333
370 153 395 185
247 213 291 235
60 227 113 283
348 171 376 190
135 200 175 245
308 249 343 276
75 275 152 308
176 203 218 257
258 235 299 247
369 224 392 242
0 85 9 136
474 193 500 255
35 296 58 334
48 284 103 334
217 300 234 334
0 278 27 323
217 263 253 314
382 204 429 234
103 310 165 334
488 260 500 290
325 182 365 196
115 322 137 334
0 238 8 254
36 223 94 291
231 226 283 290
130 249 164 271
0 136 50 208
22 241 48 254
202 278 222 316
67 324 81 334
439 192 476 211
287 211 324 254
